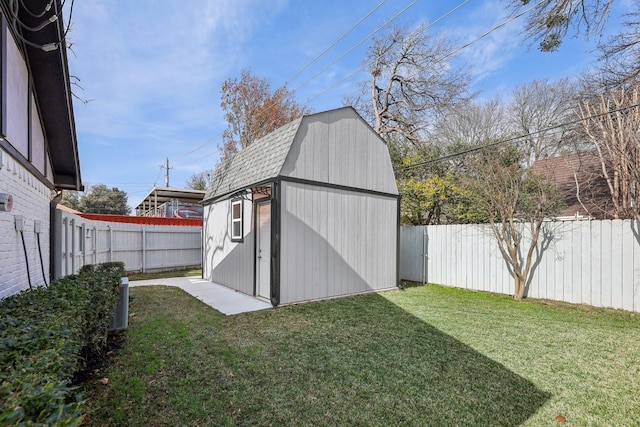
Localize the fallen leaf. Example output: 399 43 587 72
99 378 109 385
556 415 566 423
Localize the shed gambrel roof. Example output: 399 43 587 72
204 117 302 201
204 106 398 203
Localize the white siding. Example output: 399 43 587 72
5 27 29 157
279 181 397 305
400 220 640 312
280 109 398 196
0 149 51 298
202 197 255 295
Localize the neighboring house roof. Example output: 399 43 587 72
532 151 613 219
2 0 82 190
204 106 398 203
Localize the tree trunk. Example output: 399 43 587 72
513 273 526 301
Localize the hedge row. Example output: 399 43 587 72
0 262 125 426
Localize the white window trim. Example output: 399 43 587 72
231 199 243 242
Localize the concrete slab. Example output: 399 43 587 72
128 276 272 315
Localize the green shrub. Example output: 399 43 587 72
0 262 124 426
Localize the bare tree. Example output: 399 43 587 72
465 147 565 301
596 6 640 89
433 97 509 148
507 0 614 52
578 87 640 221
186 170 213 191
354 24 470 146
509 78 579 165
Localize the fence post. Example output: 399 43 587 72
81 223 86 269
93 225 98 264
422 228 428 286
142 226 146 273
70 218 76 274
63 216 68 276
108 225 113 262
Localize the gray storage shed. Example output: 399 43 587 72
202 107 399 306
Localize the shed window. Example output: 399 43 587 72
231 199 243 242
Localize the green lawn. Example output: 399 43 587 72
82 284 640 426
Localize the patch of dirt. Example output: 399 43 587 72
72 332 127 385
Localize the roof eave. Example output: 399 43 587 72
18 0 82 191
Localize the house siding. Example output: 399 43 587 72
202 196 255 295
0 148 50 298
279 180 397 305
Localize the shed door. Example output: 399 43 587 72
256 202 271 299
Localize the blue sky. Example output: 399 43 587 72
65 0 628 210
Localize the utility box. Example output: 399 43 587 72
109 277 129 331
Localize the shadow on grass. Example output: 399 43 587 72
86 287 551 426
217 292 551 426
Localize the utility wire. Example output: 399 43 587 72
292 0 421 94
285 0 389 86
394 101 640 172
309 0 541 104
171 0 425 165
217 0 468 153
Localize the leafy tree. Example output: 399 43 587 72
398 175 482 225
60 190 80 210
350 24 470 147
220 69 311 161
463 146 565 301
76 184 131 215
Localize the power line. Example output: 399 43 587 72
216 0 470 151
171 0 424 165
172 1 393 166
292 0 421 95
394 101 640 172
285 0 389 87
173 0 505 169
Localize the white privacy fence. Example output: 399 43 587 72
52 209 202 278
400 220 640 313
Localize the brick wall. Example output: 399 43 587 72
0 148 51 299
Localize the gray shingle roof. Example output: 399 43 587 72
204 117 303 201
